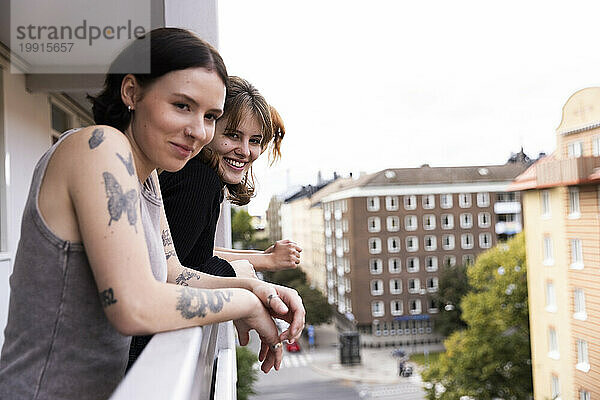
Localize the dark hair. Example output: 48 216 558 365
199 76 285 206
88 27 228 132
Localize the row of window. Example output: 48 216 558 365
370 277 438 296
371 298 437 317
367 212 491 232
550 373 591 400
545 283 587 320
369 254 474 273
566 135 600 158
366 193 492 212
547 328 590 372
540 187 582 219
372 320 433 336
542 236 584 269
369 233 492 253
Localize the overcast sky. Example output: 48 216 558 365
218 0 600 215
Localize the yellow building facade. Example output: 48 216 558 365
513 87 600 399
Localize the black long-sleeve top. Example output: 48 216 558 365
158 157 236 277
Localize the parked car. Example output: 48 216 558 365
286 341 301 353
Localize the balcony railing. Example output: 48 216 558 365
536 156 600 187
110 321 237 400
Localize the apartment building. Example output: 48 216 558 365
511 87 600 399
320 163 528 345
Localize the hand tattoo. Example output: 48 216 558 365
116 152 135 176
88 128 105 149
99 288 118 308
176 287 233 319
175 269 202 286
103 172 138 232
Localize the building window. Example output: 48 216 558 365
424 235 437 251
442 233 457 250
409 299 422 315
371 301 384 317
545 281 556 312
568 140 583 158
343 238 350 253
423 214 436 230
593 136 600 156
404 215 417 231
548 327 559 359
551 375 560 400
459 193 472 208
367 196 380 211
342 219 349 233
367 217 381 232
408 278 421 293
368 238 382 254
541 190 551 217
369 258 383 275
580 390 591 400
441 214 454 229
404 195 417 210
443 255 456 267
478 212 491 228
426 277 438 292
460 213 473 228
462 254 475 266
574 288 587 320
479 233 492 249
577 339 590 372
386 216 400 232
51 103 72 135
570 239 583 269
440 194 453 209
543 236 554 266
406 257 420 273
389 279 402 294
406 236 419 252
390 300 403 316
422 194 435 209
370 279 384 296
425 256 438 272
387 237 401 253
385 196 399 211
476 192 490 207
389 258 401 273
461 233 474 249
568 187 580 218
428 298 438 313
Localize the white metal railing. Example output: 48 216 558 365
110 321 237 400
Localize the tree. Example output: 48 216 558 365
231 208 254 247
431 263 470 337
236 346 258 400
422 234 533 400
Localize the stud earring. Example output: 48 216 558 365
128 105 132 112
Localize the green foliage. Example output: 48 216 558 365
431 263 470 336
264 268 332 326
422 233 533 400
236 346 258 400
231 208 254 246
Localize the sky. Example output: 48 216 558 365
217 0 600 215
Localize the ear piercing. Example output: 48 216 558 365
127 105 133 112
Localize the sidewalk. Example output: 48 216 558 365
300 323 421 385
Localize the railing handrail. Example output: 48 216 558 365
110 321 237 400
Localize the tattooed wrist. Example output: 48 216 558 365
176 287 233 319
175 269 202 286
99 288 118 308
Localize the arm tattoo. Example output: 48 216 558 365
175 269 202 285
162 229 173 247
103 172 138 233
88 128 105 149
176 287 233 319
99 288 118 308
166 250 176 260
116 152 135 175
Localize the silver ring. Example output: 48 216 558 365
270 342 282 350
267 294 279 308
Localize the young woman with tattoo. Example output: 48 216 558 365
0 28 304 400
158 77 302 280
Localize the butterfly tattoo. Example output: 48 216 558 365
116 152 134 176
88 128 105 149
102 172 138 232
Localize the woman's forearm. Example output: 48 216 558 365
214 246 263 255
214 250 273 271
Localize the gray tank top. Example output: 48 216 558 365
0 129 167 399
